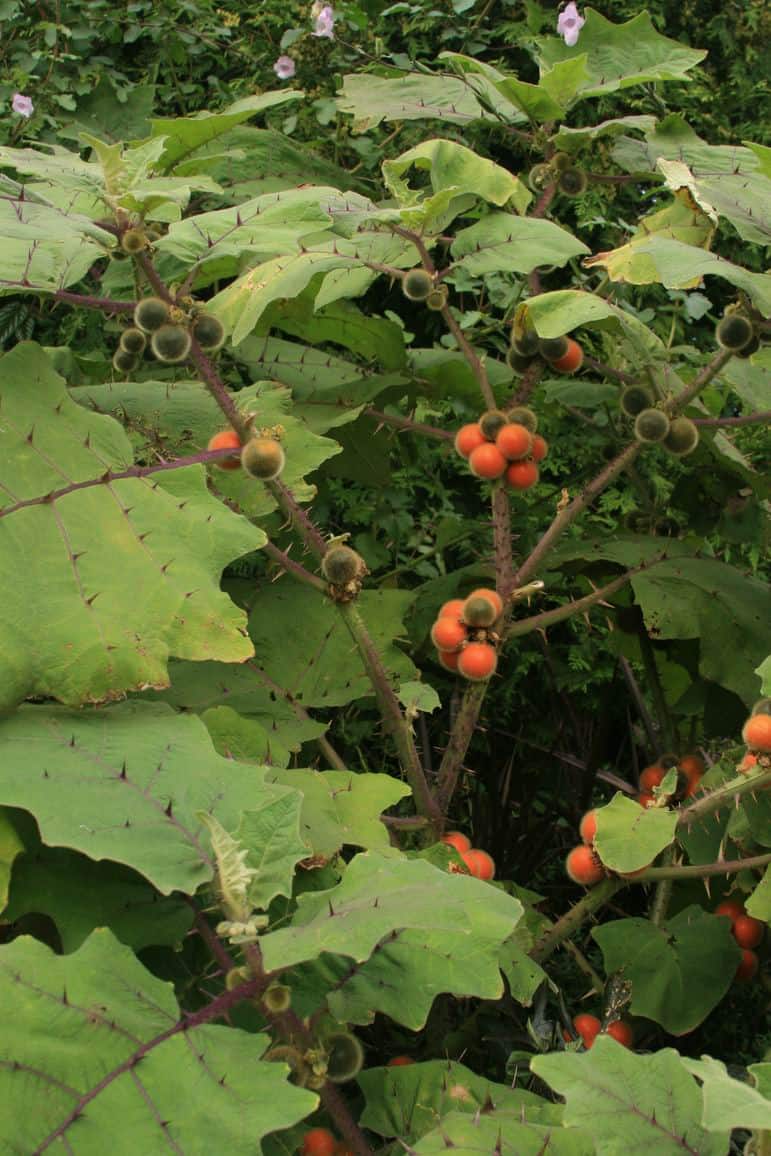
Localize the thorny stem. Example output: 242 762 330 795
189 335 251 440
637 627 678 753
529 878 624 964
440 302 496 408
508 359 544 407
677 768 771 828
436 682 488 813
267 479 328 559
530 182 557 219
635 851 771 882
692 410 771 427
52 289 135 314
618 656 660 760
365 407 454 442
262 540 328 593
648 847 675 926
491 483 514 600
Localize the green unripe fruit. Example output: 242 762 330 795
511 328 540 357
736 335 759 359
752 698 771 717
120 228 147 254
634 408 670 443
558 167 588 197
551 151 572 172
192 313 226 352
134 296 170 333
463 595 498 627
402 268 433 302
539 336 570 363
507 406 538 433
225 966 252 991
620 384 654 417
506 348 533 373
716 314 754 352
321 545 365 586
145 226 163 243
112 349 138 374
324 1031 365 1083
240 437 286 480
528 163 552 191
119 327 147 355
663 416 699 457
151 324 192 364
426 285 448 311
479 410 508 440
262 983 292 1013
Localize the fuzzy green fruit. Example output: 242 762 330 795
134 296 170 333
112 349 138 374
151 324 192 363
479 410 508 440
402 268 433 301
507 405 538 433
120 228 147 254
539 335 569 363
191 312 225 352
662 416 699 457
240 437 285 480
119 327 147 355
426 285 448 311
558 167 588 197
620 384 655 417
716 314 754 352
634 408 670 443
321 545 365 586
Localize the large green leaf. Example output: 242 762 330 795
0 345 260 707
238 795 309 912
263 295 407 371
451 212 589 276
337 74 494 131
148 92 303 170
441 53 588 123
681 1057 771 1132
593 793 677 873
0 809 24 910
534 10 706 98
592 906 740 1034
247 583 418 708
413 1112 592 1155
0 929 315 1153
747 866 771 922
532 1037 727 1155
552 115 657 149
359 1060 562 1144
0 192 111 297
383 139 530 222
260 853 522 972
0 701 298 896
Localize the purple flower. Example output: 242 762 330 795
12 93 34 118
312 4 335 39
273 55 296 80
557 2 585 47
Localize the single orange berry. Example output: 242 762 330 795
739 753 758 773
735 948 759 983
454 423 486 458
505 460 539 490
387 1056 414 1067
302 1129 337 1156
437 649 460 672
565 844 605 886
495 422 532 461
551 338 584 373
604 1020 633 1048
579 810 597 845
531 434 548 462
441 831 471 853
679 754 705 777
743 714 771 752
733 913 764 950
466 588 504 618
430 617 468 653
457 642 498 682
639 765 665 792
637 792 655 808
469 442 508 479
207 429 242 469
715 900 745 925
461 848 496 880
439 599 466 619
573 1013 601 1048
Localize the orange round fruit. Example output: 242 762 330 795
430 617 468 653
565 844 605 886
437 649 460 672
573 1013 601 1048
207 429 242 469
454 423 486 458
740 753 758 773
733 913 764 950
579 810 597 845
531 434 548 462
439 599 466 619
457 642 498 682
604 1020 633 1048
735 948 759 983
639 765 665 792
387 1056 414 1067
441 831 471 854
496 423 532 461
743 714 771 752
461 848 496 880
302 1129 337 1156
715 899 745 925
637 792 655 808
551 338 584 374
469 442 508 479
505 460 539 490
466 588 503 618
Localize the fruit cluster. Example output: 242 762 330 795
619 385 700 458
113 295 225 375
430 588 502 681
207 427 286 481
401 268 449 312
528 153 588 199
716 898 764 983
637 753 704 808
441 831 495 880
715 307 764 360
568 1013 633 1050
507 324 584 377
454 407 547 489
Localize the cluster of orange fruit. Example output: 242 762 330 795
454 407 547 489
637 753 704 808
441 830 496 881
430 588 502 681
716 898 764 984
567 1013 633 1050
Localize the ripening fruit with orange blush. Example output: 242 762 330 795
454 423 486 459
565 844 605 886
551 338 584 374
733 913 764 950
639 765 665 792
496 422 532 461
573 1013 601 1048
531 434 548 462
743 713 771 752
604 1020 633 1048
387 1056 414 1067
207 429 242 469
466 588 504 619
437 649 460 672
430 617 467 653
439 599 466 620
505 460 539 490
735 949 759 983
469 442 508 479
441 831 471 854
461 848 496 880
457 642 498 682
302 1129 337 1156
579 810 597 845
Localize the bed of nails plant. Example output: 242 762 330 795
0 6 769 1155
